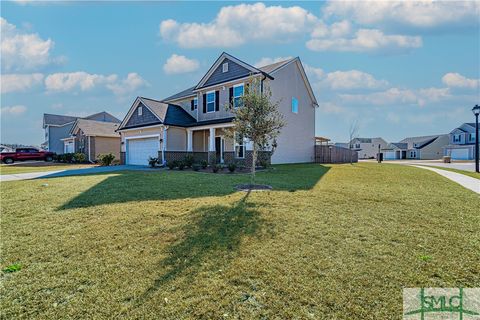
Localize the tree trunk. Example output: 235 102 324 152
251 144 257 186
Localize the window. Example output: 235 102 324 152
355 143 360 149
233 84 244 108
234 133 245 158
291 97 298 113
410 151 416 158
206 91 215 112
222 62 228 73
469 133 476 142
191 98 198 111
138 106 143 116
453 134 461 143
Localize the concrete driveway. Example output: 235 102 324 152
0 165 153 182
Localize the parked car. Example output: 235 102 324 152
0 148 55 164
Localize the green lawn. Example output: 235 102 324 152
0 163 96 175
1 163 479 319
420 165 480 180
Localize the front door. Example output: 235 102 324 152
215 137 224 163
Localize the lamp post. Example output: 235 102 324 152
472 104 480 173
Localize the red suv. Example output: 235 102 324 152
0 148 55 164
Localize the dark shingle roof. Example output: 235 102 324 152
73 119 120 137
465 123 476 128
163 86 196 102
43 114 78 126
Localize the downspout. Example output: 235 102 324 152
88 136 92 163
260 74 267 94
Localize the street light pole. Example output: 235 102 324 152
472 104 480 173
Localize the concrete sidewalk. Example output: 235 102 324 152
0 165 152 182
411 165 479 194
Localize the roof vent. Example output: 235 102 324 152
222 62 228 73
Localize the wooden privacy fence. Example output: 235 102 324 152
315 145 358 164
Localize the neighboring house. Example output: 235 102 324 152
117 52 318 166
349 137 388 159
443 123 477 160
62 119 121 162
0 145 13 153
42 112 120 154
382 134 449 160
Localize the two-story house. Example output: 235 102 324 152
349 137 388 159
382 134 449 160
443 123 477 160
117 52 318 166
43 111 120 154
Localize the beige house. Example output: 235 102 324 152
382 134 449 160
117 52 318 166
63 119 121 162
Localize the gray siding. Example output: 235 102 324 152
268 61 316 164
202 58 251 88
175 97 198 119
197 84 236 122
49 123 74 154
125 103 160 128
87 113 120 123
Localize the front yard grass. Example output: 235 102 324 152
0 163 96 175
422 165 480 180
1 163 479 319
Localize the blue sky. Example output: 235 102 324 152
1 1 479 145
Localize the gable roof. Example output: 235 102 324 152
43 114 78 127
399 135 442 149
163 86 196 102
43 111 120 128
71 119 120 137
194 52 273 90
118 96 197 130
257 58 295 74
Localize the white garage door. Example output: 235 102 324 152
450 148 469 160
384 151 396 160
127 137 159 165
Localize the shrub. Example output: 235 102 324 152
192 164 201 171
178 161 185 170
97 153 115 166
73 152 86 163
228 163 237 173
167 160 176 170
64 153 74 163
184 155 194 168
259 159 269 169
212 164 220 173
201 160 208 169
148 157 158 168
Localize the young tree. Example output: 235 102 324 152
348 120 359 164
225 77 285 186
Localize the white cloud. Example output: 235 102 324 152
340 87 451 107
163 54 200 74
442 73 479 89
304 64 325 80
106 72 149 95
1 17 55 71
1 73 44 93
254 56 293 67
307 28 422 52
317 102 346 114
159 3 319 48
322 1 479 29
323 70 389 90
1 105 27 116
45 71 148 96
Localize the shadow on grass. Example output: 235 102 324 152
57 164 330 210
134 191 265 306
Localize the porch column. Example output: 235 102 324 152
209 127 215 151
208 127 216 163
187 129 193 152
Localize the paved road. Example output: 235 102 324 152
411 165 479 194
0 165 152 182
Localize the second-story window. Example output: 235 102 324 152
469 133 476 142
206 91 216 112
138 106 143 116
233 84 244 108
453 134 461 143
291 97 298 113
191 97 198 111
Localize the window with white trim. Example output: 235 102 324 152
453 134 461 143
222 62 228 73
233 84 244 108
206 91 215 112
138 106 143 116
192 97 198 111
234 133 245 158
291 97 298 114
